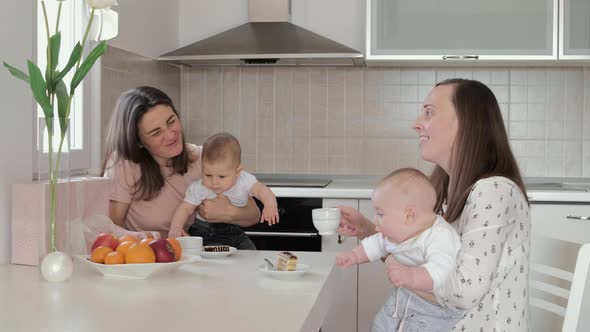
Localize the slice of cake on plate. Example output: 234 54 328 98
276 251 298 271
203 245 230 252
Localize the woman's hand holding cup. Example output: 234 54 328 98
337 206 374 238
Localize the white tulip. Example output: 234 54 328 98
85 0 117 10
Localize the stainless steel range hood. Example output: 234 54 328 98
158 0 364 67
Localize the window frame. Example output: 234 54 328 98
34 0 94 179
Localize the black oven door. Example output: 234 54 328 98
243 197 323 252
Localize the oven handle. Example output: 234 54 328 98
245 231 319 237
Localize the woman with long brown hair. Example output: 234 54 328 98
339 79 530 331
101 86 260 248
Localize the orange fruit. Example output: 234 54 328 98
118 234 139 243
167 238 182 261
90 246 113 264
116 240 135 256
104 251 125 265
125 243 156 264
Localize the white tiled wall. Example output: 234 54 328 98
182 66 590 177
99 48 590 178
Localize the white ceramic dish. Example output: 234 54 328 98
257 263 311 279
312 207 340 220
312 218 340 235
312 208 340 235
176 236 203 249
75 255 198 279
200 246 237 258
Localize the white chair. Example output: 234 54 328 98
530 240 590 332
562 243 590 331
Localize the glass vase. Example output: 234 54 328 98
36 116 74 282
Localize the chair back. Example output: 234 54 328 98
562 243 590 332
530 236 590 332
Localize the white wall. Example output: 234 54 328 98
0 1 35 263
177 0 364 51
292 0 365 51
109 0 180 58
178 0 249 48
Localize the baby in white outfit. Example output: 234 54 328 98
337 168 463 332
168 132 278 238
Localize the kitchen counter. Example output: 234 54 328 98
263 174 590 202
0 251 339 332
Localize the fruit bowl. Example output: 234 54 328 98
75 255 199 279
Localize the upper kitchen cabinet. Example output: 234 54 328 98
560 0 590 59
366 0 558 63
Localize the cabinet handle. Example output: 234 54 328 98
442 55 480 60
566 215 590 220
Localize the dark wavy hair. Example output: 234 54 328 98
430 79 528 223
100 86 190 200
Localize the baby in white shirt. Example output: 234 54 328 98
337 168 463 332
168 132 278 238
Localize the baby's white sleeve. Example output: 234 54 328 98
421 225 461 291
361 233 390 262
239 171 258 193
184 180 213 206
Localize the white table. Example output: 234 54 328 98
0 250 339 332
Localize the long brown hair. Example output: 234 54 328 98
431 79 528 223
100 86 190 201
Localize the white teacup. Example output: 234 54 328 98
312 208 341 236
176 236 203 256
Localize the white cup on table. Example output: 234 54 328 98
176 236 203 256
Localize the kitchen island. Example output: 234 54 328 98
0 250 339 332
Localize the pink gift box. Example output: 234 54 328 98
11 177 110 266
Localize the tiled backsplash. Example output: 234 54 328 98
183 66 590 177
101 47 590 178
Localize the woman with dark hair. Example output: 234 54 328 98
339 79 530 331
101 86 260 248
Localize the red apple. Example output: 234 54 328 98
91 233 120 252
149 239 175 263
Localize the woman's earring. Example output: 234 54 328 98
138 144 144 149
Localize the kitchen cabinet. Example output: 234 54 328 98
357 199 393 332
321 199 359 332
366 0 558 61
529 203 590 331
560 0 590 59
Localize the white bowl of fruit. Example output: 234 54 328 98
76 233 198 279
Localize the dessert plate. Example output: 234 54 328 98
257 263 311 279
200 246 237 258
75 255 199 279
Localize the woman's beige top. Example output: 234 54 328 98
104 144 202 235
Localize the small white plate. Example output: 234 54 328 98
75 255 198 279
200 246 237 258
257 263 311 279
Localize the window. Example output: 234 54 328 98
36 0 92 177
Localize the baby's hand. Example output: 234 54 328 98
260 206 279 226
336 252 357 268
167 227 185 238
